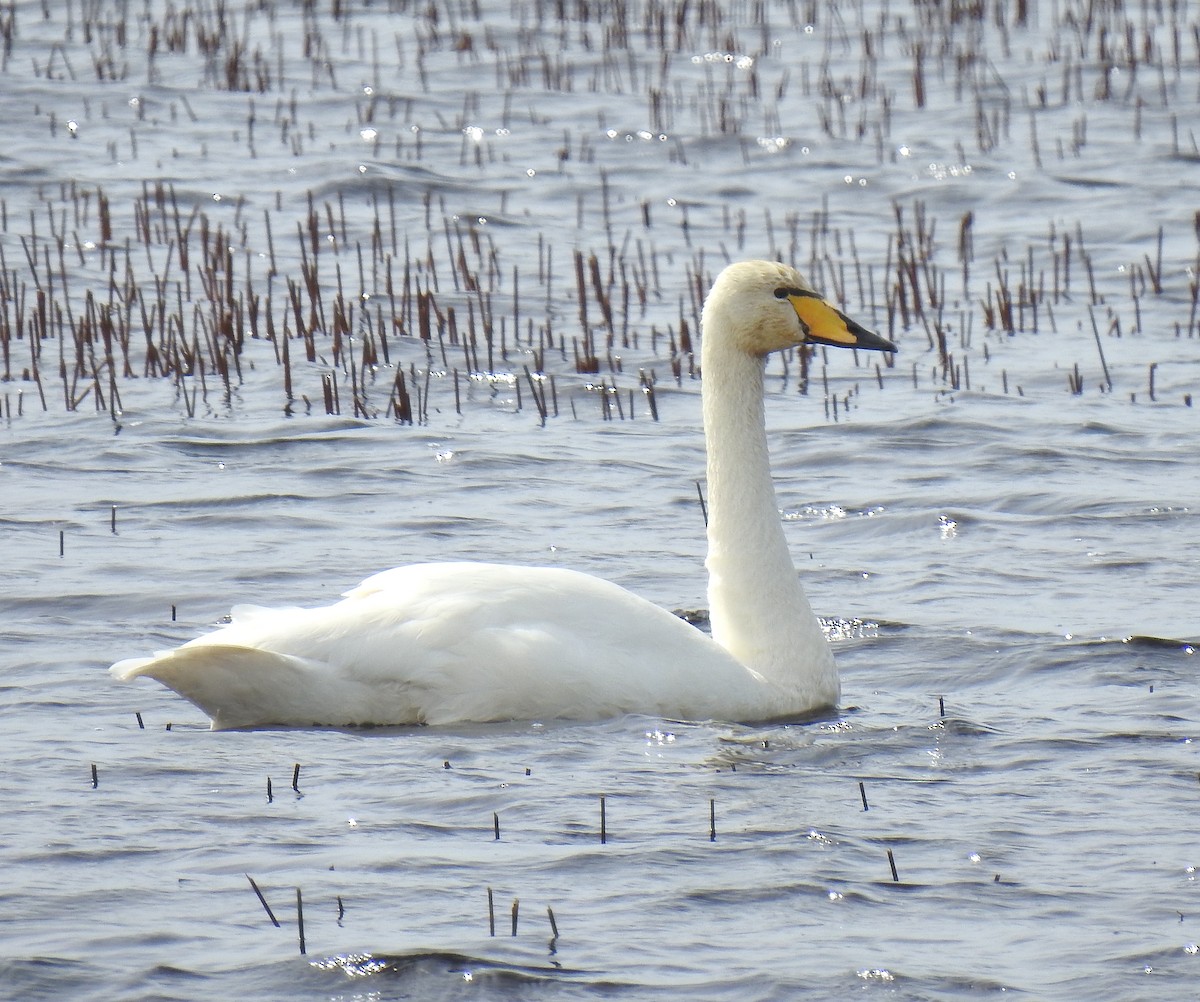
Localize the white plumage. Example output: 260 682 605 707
110 260 895 728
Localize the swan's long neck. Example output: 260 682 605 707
701 338 838 704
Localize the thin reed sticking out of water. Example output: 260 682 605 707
246 875 280 928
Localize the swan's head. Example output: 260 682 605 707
703 260 896 357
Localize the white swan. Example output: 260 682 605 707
110 260 895 728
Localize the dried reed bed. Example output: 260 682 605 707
1 0 1198 427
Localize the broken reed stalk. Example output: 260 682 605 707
547 907 559 939
493 811 501 840
296 888 306 955
511 898 519 937
90 763 98 788
599 795 607 844
523 364 547 424
246 875 281 927
886 849 899 882
709 798 716 842
135 711 144 729
1088 306 1113 391
487 887 495 936
859 781 869 811
291 763 301 792
266 777 273 802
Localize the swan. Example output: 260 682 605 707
110 260 895 728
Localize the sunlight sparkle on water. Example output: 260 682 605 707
691 51 754 69
311 952 389 977
926 162 974 180
821 618 878 643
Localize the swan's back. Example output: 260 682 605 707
113 563 774 728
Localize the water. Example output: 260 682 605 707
3 0 1200 998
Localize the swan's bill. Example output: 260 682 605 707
783 289 897 353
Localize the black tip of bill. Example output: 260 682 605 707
842 312 897 354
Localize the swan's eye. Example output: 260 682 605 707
774 288 790 299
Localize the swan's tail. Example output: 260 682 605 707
109 645 373 729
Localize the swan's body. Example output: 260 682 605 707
111 260 895 728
